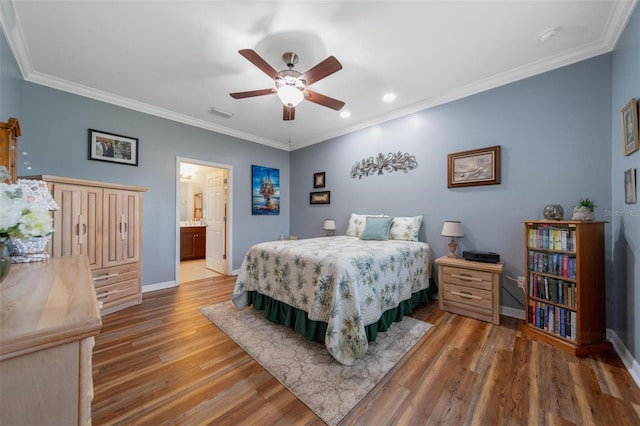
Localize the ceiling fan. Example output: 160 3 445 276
230 49 345 121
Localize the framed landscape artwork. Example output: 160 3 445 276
314 172 326 188
621 98 639 156
625 168 637 204
447 145 501 188
251 165 280 215
310 191 330 205
89 129 138 166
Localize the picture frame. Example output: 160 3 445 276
621 98 639 156
310 191 330 205
252 165 280 215
313 172 326 188
89 129 138 166
624 168 637 204
447 145 501 188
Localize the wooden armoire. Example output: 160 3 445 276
25 175 146 316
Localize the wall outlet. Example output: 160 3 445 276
517 276 526 290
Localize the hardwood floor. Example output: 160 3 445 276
92 276 640 425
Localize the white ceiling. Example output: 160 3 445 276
1 1 637 151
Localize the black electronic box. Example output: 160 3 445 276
462 250 501 264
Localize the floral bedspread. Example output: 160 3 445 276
232 236 430 365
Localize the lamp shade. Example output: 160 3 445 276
441 221 464 238
277 85 304 107
323 219 336 231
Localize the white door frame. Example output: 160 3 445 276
175 157 233 285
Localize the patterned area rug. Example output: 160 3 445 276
199 302 433 426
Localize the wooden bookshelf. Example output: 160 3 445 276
520 220 612 356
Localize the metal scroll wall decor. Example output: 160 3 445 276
350 152 417 179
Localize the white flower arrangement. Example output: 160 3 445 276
0 166 54 240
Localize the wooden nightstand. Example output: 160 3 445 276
435 256 504 325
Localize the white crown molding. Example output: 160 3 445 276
0 0 34 77
24 70 291 151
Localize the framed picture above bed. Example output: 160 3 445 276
447 145 501 188
310 191 330 205
313 172 326 188
252 165 280 215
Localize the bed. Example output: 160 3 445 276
232 215 433 365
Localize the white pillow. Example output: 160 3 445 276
345 213 385 237
388 216 423 241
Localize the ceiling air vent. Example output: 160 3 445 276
208 107 234 118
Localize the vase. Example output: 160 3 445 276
0 241 11 283
571 206 595 221
543 204 564 220
10 236 51 263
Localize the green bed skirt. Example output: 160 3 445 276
246 277 436 343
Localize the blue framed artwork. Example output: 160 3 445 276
252 165 280 215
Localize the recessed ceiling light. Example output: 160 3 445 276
538 28 560 43
340 110 351 118
383 93 396 102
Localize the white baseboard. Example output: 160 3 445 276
230 269 240 276
607 328 640 388
142 280 177 293
501 306 525 320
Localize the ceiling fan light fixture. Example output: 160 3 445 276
277 84 304 107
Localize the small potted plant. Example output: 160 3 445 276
571 197 596 221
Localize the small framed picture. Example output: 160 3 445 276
621 98 639 156
313 172 326 188
447 145 501 188
624 168 637 204
89 129 138 166
310 191 330 205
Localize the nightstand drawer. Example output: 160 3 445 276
442 282 493 310
441 266 493 291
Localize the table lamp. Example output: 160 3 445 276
441 220 464 258
323 219 336 236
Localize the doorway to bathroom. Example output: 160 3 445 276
176 158 232 284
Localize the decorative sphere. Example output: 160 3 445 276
543 204 564 220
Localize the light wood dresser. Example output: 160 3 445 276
0 256 102 425
435 256 504 325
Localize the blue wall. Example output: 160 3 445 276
0 29 22 123
291 54 613 316
611 5 640 362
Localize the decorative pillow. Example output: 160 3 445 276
345 213 385 237
361 216 394 240
388 215 423 241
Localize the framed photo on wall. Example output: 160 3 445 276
310 191 330 205
447 145 501 188
624 168 637 204
89 129 138 166
251 165 280 215
313 172 326 188
621 98 639 156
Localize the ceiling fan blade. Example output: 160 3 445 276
305 90 345 111
239 49 280 80
283 105 295 121
300 56 342 86
230 88 276 99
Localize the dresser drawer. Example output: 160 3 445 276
441 265 493 291
96 278 140 311
441 282 493 310
93 263 139 288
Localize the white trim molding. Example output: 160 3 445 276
607 328 640 389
